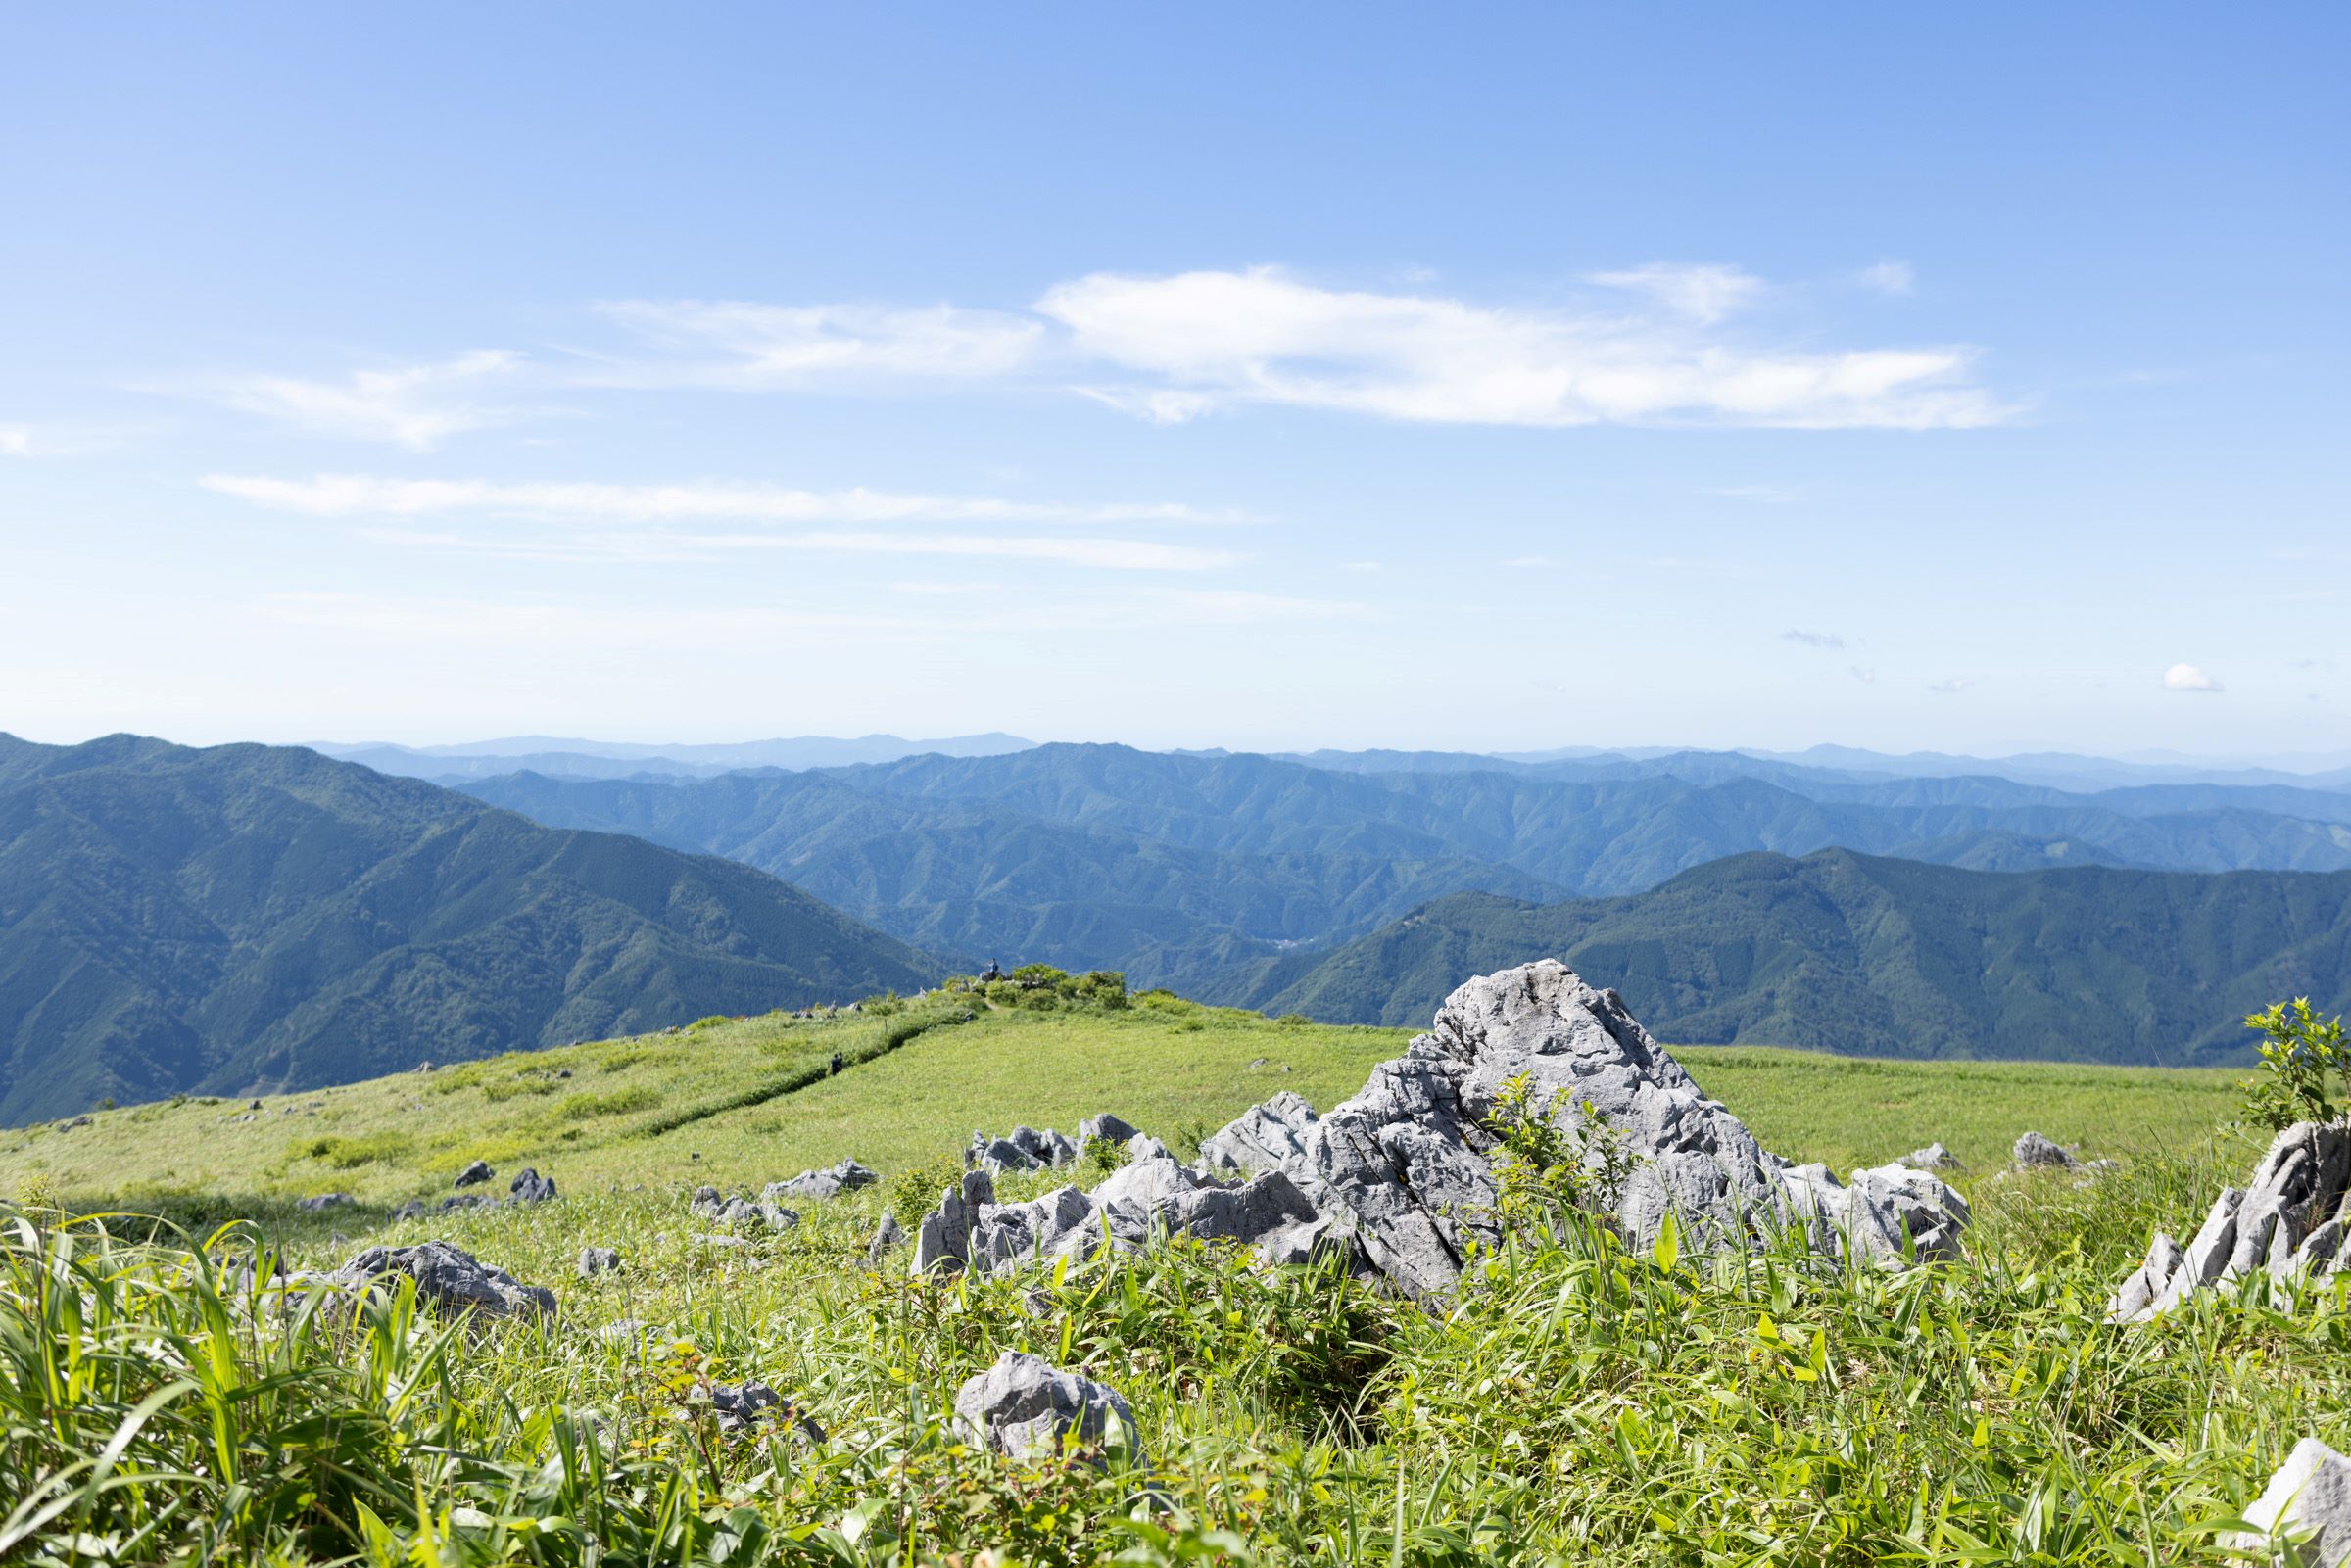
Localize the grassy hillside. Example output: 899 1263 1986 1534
0 988 2242 1222
0 734 939 1122
0 983 2303 1566
1237 848 2351 1065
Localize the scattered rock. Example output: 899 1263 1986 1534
865 1211 906 1266
414 1062 434 1073
2013 1131 2081 1170
335 1240 555 1320
2111 1120 2351 1322
1079 1112 1141 1148
455 1160 494 1189
296 1193 356 1212
952 1351 1141 1465
393 1198 427 1220
767 1159 880 1202
508 1168 557 1205
578 1246 621 1277
249 1099 263 1111
224 1113 256 1123
690 1184 724 1215
709 1380 825 1442
1904 1142 1964 1171
2227 1437 2351 1565
63 1116 91 1130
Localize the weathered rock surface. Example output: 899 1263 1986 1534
2013 1131 2080 1170
969 1125 1081 1173
768 1159 879 1202
952 1351 1141 1464
455 1160 495 1189
335 1240 555 1320
296 1193 355 1212
508 1168 558 1205
709 1379 825 1442
1904 1143 1964 1171
2111 1121 2351 1322
578 1246 621 1277
908 961 1965 1299
865 1212 906 1266
1079 1113 1141 1148
2228 1437 2351 1566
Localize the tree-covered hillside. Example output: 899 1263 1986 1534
1232 849 2351 1065
0 734 938 1121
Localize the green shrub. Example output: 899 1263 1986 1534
556 1084 660 1121
888 1152 966 1226
293 1132 405 1169
2240 997 2351 1129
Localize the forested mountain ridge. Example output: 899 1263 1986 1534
0 734 938 1121
1230 849 2351 1066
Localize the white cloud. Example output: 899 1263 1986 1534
0 422 118 458
2163 662 2223 692
202 472 1231 527
587 299 1040 388
358 526 1230 572
1854 261 1916 296
1586 262 1763 324
1035 266 2011 430
1781 629 1845 650
1927 678 1974 694
215 350 530 449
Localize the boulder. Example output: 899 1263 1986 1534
2228 1437 2351 1566
767 1159 879 1202
968 1125 1081 1173
865 1211 906 1266
1904 1142 1964 1171
296 1193 356 1212
951 1351 1141 1464
578 1246 621 1277
2111 1121 2351 1322
455 1160 494 1189
335 1240 555 1320
2012 1131 2081 1169
508 1168 558 1205
1079 1113 1141 1148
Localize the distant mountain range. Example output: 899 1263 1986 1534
1231 849 2351 1067
457 743 2351 995
312 733 1036 782
0 735 937 1122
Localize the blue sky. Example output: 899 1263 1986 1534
2 5 2344 759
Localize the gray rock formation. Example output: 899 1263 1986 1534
2111 1121 2351 1322
952 1351 1141 1464
908 961 1967 1300
454 1160 494 1188
2228 1437 2351 1566
578 1246 621 1277
767 1159 879 1202
335 1240 555 1320
865 1212 906 1266
969 1125 1082 1173
296 1193 355 1212
2013 1131 2080 1170
1079 1113 1141 1148
1904 1143 1964 1171
508 1168 558 1204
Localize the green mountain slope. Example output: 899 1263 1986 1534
0 734 939 1122
1232 849 2351 1066
459 744 2351 995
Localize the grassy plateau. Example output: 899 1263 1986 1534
0 982 2329 1567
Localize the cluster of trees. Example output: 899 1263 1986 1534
948 964 1131 1012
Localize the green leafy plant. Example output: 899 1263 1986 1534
2240 997 2351 1129
1486 1072 1640 1237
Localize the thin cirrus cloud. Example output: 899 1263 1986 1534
213 350 534 451
1034 266 2012 430
1585 262 1765 324
204 472 1243 571
580 299 1042 389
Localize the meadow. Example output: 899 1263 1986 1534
0 986 2319 1566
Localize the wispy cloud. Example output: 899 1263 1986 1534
1036 266 2012 430
1848 666 1877 684
1853 261 1916 297
0 422 120 458
1586 262 1763 324
584 300 1041 389
202 472 1233 527
214 350 533 449
2163 662 2223 692
1781 629 1846 650
1927 678 1974 694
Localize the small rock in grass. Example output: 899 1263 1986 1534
952 1351 1142 1465
767 1158 879 1202
454 1160 494 1189
335 1239 555 1320
2012 1131 2080 1170
297 1192 356 1212
2227 1437 2351 1566
1903 1142 1964 1171
508 1168 558 1204
709 1380 825 1442
578 1246 621 1277
865 1212 906 1266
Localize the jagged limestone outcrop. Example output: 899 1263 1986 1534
2110 1120 2351 1322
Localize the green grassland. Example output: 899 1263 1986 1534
5 986 2313 1565
0 994 2246 1223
